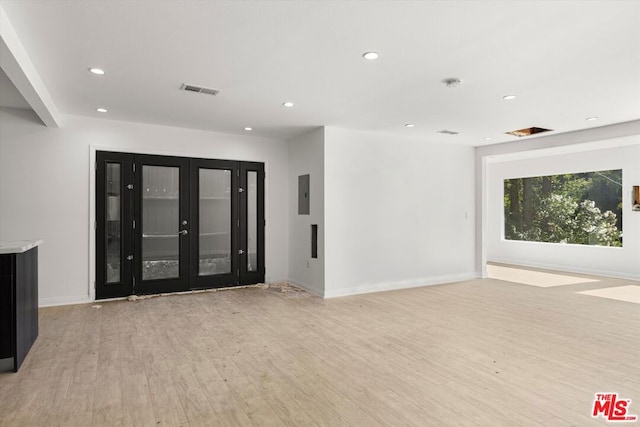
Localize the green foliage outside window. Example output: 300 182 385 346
504 170 622 247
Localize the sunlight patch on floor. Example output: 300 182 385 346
487 264 600 287
578 285 640 305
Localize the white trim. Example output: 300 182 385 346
474 148 490 279
480 155 489 278
488 258 640 282
286 278 323 297
323 272 478 299
39 295 92 308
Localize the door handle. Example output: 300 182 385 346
238 249 244 255
178 230 188 236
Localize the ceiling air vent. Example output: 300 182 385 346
437 129 459 135
180 83 220 96
506 126 552 137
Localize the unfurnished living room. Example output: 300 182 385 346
0 1 639 426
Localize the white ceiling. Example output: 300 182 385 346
1 0 639 145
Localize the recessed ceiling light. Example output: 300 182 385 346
89 68 105 75
586 116 599 121
282 102 294 108
362 51 379 60
96 107 108 113
244 127 253 131
404 124 415 128
503 94 517 100
484 137 492 141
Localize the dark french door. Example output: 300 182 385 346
96 152 264 299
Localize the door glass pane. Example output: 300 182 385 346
247 171 258 272
106 163 121 283
142 165 179 280
199 169 232 276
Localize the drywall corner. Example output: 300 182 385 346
287 127 325 295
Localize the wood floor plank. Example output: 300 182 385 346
91 303 125 426
46 306 101 427
1 268 638 426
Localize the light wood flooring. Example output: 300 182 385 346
1 269 639 426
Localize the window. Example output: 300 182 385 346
504 170 622 247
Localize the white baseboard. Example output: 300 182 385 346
323 272 478 298
286 278 323 297
39 279 316 307
37 273 487 306
39 295 92 308
488 258 640 281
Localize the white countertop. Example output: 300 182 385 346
0 239 44 254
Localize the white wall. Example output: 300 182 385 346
486 141 640 280
475 120 640 277
287 127 324 295
0 107 289 306
323 127 476 297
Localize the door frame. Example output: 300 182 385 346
92 148 266 300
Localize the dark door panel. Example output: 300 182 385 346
96 152 134 299
239 162 265 285
133 155 190 295
96 151 264 299
189 158 239 289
